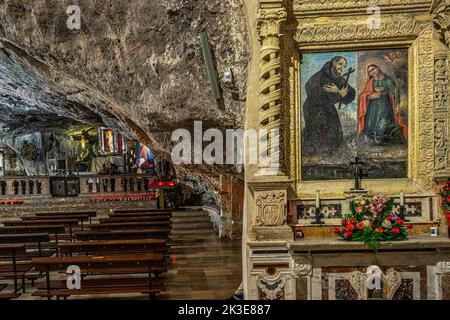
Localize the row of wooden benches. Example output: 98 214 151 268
32 208 173 300
0 210 98 298
0 208 174 300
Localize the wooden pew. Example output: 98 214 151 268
90 221 171 231
0 244 27 295
0 226 65 256
3 219 80 240
114 208 172 214
20 216 88 230
22 215 88 221
0 234 50 258
32 254 165 299
101 216 171 224
58 239 168 256
109 212 172 218
75 228 170 241
35 211 96 224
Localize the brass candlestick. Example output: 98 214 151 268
311 207 324 225
398 205 409 222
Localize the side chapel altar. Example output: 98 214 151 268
242 0 450 300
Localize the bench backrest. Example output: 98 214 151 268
102 216 171 223
35 211 96 217
90 222 170 231
110 212 172 218
22 215 89 221
32 254 164 272
3 220 80 227
0 226 65 234
58 240 167 255
0 244 27 256
114 208 172 214
75 229 170 241
0 233 50 244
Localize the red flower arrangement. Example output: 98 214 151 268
332 194 411 250
439 182 450 222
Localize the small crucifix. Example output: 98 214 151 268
350 157 368 191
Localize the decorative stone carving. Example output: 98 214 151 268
256 273 287 300
431 0 450 48
255 191 287 226
434 57 449 112
294 0 431 14
417 24 437 191
436 261 450 274
435 119 448 170
292 255 312 278
434 55 449 171
295 21 427 45
349 266 402 300
256 2 287 174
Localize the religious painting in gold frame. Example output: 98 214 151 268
300 48 409 181
290 20 438 196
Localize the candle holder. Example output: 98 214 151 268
311 207 324 225
398 205 410 222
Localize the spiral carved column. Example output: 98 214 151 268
256 4 287 175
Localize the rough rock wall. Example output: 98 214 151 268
0 0 250 204
0 0 249 142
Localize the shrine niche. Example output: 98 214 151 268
243 0 450 300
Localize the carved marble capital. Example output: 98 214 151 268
257 8 287 43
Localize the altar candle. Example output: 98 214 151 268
400 192 405 206
315 190 320 208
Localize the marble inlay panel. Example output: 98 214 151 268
335 280 359 300
393 279 414 300
296 277 308 300
316 266 425 300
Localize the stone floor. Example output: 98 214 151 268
159 233 242 300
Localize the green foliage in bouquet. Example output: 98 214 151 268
332 194 413 251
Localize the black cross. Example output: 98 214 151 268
350 157 368 191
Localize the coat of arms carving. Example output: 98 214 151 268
255 191 286 226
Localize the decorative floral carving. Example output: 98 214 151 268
434 55 449 171
294 0 431 14
435 119 448 170
295 21 426 44
417 24 436 191
255 191 287 226
292 255 312 278
349 266 402 300
436 260 450 274
256 273 286 300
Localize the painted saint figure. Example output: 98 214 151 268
302 56 356 154
358 64 407 144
